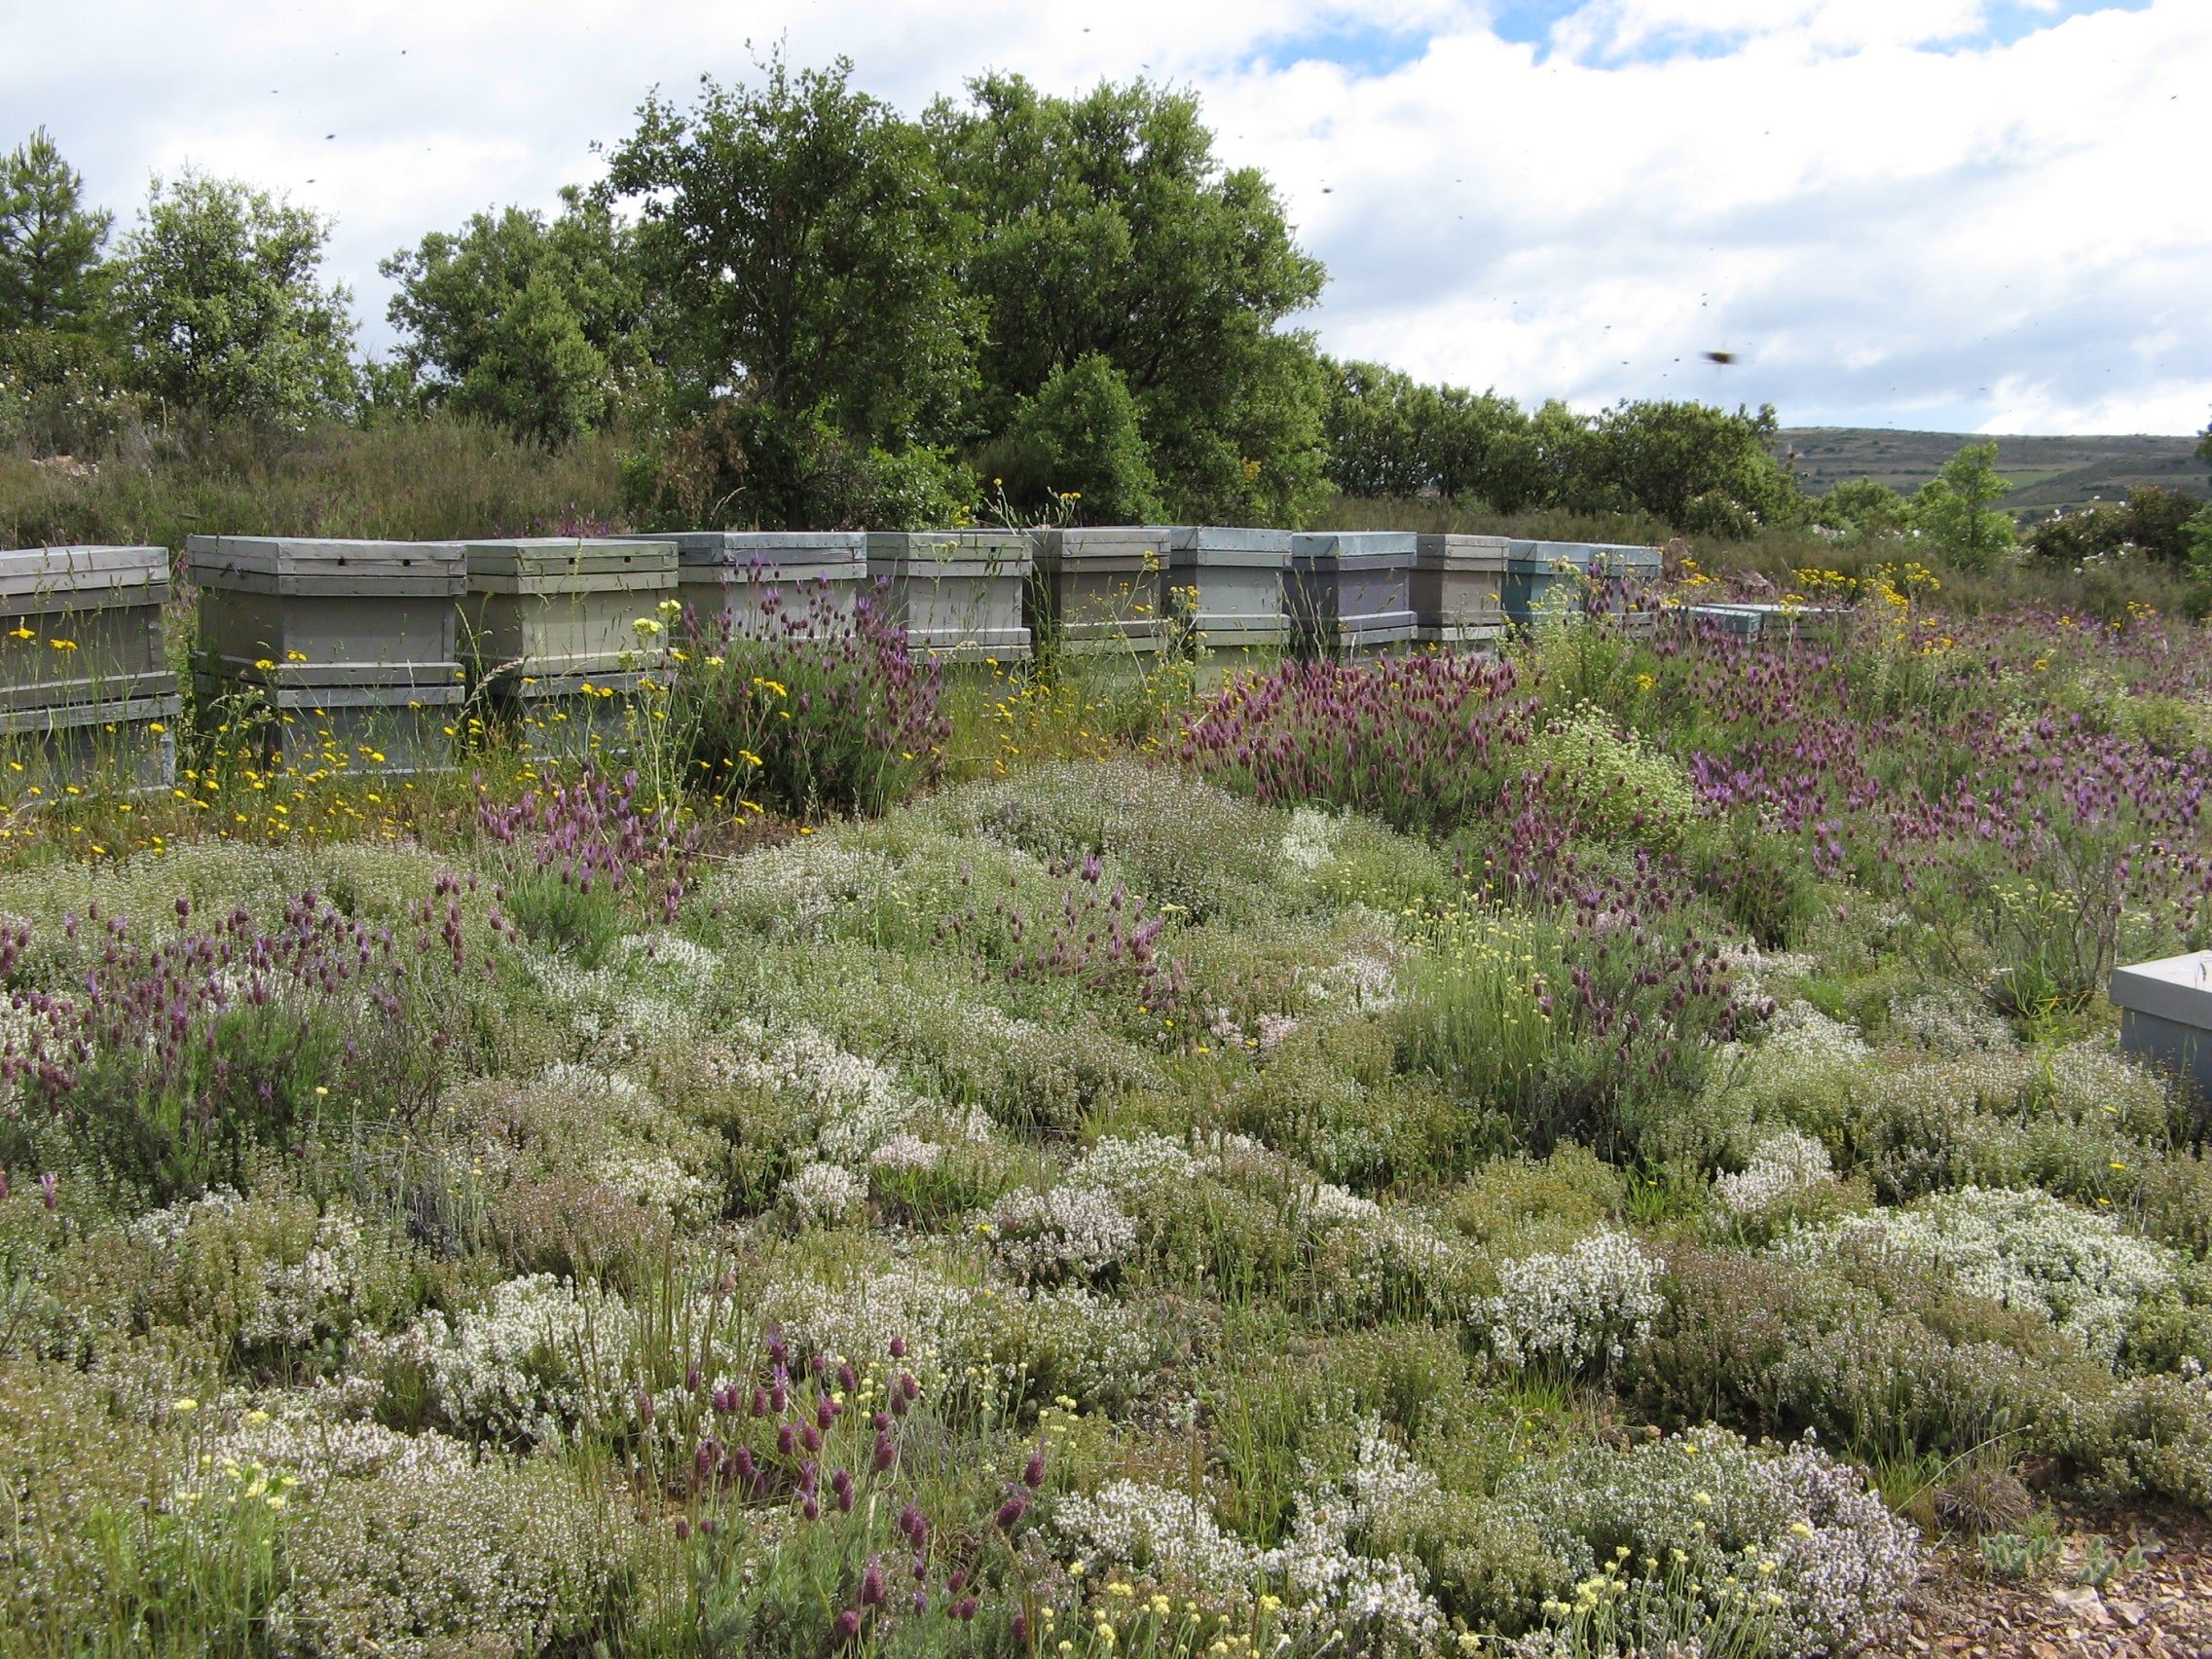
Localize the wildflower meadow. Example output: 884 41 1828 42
3 557 2212 1659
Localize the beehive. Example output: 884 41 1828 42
188 536 466 690
0 543 173 710
1159 527 1292 650
1410 535 1509 648
625 532 867 642
461 539 678 682
1673 602 1853 645
1288 532 1417 656
865 532 1031 659
2111 952 2212 1101
1502 540 1662 627
1029 528 1168 653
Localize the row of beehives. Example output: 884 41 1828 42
0 529 1682 783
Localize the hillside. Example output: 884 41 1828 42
1776 427 2207 515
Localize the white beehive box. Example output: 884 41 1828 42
1030 528 1168 653
1410 535 1508 647
462 539 678 682
620 532 867 642
865 532 1030 660
1158 526 1292 650
1289 532 1418 656
188 536 466 692
2109 952 2212 1100
0 543 174 712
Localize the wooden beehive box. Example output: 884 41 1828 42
1159 526 1292 650
865 532 1031 660
1410 535 1508 647
188 536 466 691
462 539 678 682
193 674 465 775
1289 532 1417 656
0 544 173 713
635 532 868 642
1030 528 1168 653
1503 540 1662 627
0 688 180 797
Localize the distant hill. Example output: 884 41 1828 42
1775 428 2207 518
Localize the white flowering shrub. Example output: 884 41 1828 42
1482 1231 1664 1376
1785 1186 2176 1363
127 1191 418 1366
1054 1480 1265 1601
1714 1129 1837 1222
1071 1132 1200 1199
781 1161 866 1227
975 1185 1137 1282
257 1422 619 1659
360 1273 637 1448
1054 1420 1446 1645
1494 1427 1922 1659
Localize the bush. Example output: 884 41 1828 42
673 587 948 818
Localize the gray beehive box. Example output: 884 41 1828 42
1410 535 1508 648
0 689 180 795
1674 602 1852 645
865 532 1031 660
617 532 867 642
1502 540 1662 627
0 544 173 712
462 539 678 682
188 536 466 691
1158 526 1293 650
2110 952 2212 1100
190 675 465 776
1030 528 1168 653
1289 532 1417 657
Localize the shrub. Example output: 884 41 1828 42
1178 652 1539 839
1493 1427 1922 1659
1477 1230 1663 1379
1527 702 1696 850
1782 1186 2179 1364
672 586 948 818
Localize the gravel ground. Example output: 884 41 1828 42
1877 1505 2212 1659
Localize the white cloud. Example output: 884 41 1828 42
2 0 2203 434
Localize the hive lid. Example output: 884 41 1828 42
1036 528 1167 557
465 538 677 578
866 531 1032 557
621 532 866 571
188 536 467 593
1153 526 1294 556
1413 534 1509 569
2110 952 2212 1027
1507 539 1662 571
0 544 169 604
1292 532 1418 562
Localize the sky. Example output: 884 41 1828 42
4 0 2204 436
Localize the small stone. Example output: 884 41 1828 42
2050 1587 2103 1610
2108 1600 2147 1628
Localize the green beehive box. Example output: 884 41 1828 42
1030 529 1168 653
462 539 679 683
0 544 174 713
865 532 1031 660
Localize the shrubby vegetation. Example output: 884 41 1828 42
0 553 2207 1654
